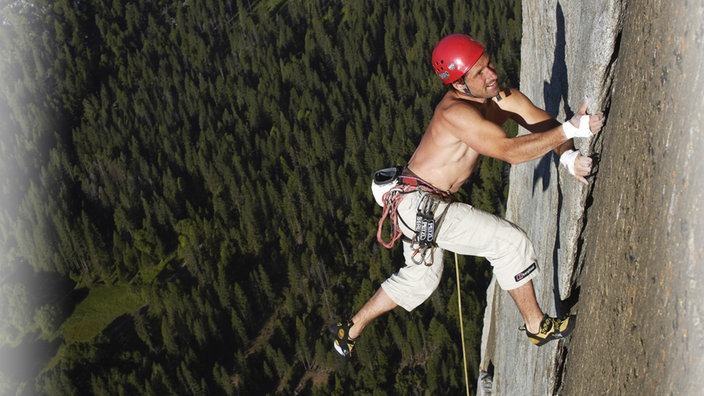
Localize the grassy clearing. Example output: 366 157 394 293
59 283 146 344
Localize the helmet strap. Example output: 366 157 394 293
455 75 479 98
458 84 478 98
460 84 473 95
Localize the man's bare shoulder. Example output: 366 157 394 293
435 93 485 127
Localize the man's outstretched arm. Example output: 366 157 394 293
495 90 605 183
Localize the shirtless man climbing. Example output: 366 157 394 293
331 34 604 358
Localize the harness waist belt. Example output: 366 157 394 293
398 167 452 198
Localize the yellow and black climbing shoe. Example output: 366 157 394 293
521 314 576 346
329 320 355 358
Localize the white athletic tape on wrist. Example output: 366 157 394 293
562 115 592 138
559 149 579 175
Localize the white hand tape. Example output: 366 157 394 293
559 149 579 175
562 115 592 138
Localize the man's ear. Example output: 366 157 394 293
452 81 470 94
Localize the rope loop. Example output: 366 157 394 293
376 185 414 248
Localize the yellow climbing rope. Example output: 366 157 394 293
455 252 471 396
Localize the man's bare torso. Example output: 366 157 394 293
407 90 510 193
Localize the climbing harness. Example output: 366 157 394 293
374 167 453 266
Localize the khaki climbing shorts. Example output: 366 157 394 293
381 189 539 311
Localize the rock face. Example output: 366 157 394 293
480 0 704 394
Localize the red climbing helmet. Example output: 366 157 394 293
431 34 485 83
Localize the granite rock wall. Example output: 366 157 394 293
479 1 624 394
480 0 704 394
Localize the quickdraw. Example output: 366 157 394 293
409 192 451 266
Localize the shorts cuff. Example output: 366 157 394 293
496 262 539 290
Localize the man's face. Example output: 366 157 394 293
461 53 500 98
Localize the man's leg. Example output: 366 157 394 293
507 279 576 345
348 287 398 339
507 280 544 334
330 287 397 358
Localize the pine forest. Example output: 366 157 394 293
0 0 522 394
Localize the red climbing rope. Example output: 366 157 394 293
376 185 413 248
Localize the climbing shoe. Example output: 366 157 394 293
329 320 356 358
521 314 576 346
